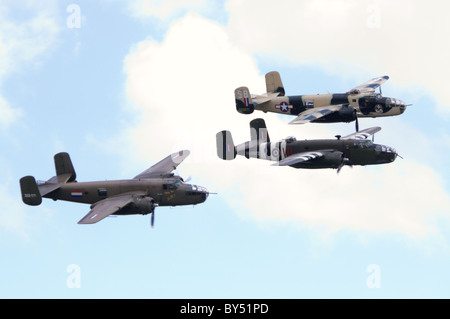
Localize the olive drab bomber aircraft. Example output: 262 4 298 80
235 71 408 131
216 118 399 173
20 151 209 226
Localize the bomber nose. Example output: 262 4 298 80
198 186 209 202
387 147 398 162
398 99 407 113
391 152 397 162
202 188 209 201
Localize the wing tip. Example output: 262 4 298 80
170 149 190 164
77 218 98 225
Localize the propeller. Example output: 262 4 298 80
337 157 352 174
355 116 359 132
150 211 155 227
149 203 158 228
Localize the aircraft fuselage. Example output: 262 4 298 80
238 138 397 169
252 92 406 120
42 178 208 208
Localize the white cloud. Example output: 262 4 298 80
226 0 450 113
0 2 59 237
122 13 450 238
0 95 21 128
0 2 59 128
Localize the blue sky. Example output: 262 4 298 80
1 0 450 299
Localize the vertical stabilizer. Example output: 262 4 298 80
265 71 285 96
235 87 254 114
250 118 270 159
54 152 76 183
250 118 270 144
216 130 236 160
20 176 42 206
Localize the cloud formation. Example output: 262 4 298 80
122 13 450 238
0 2 59 236
0 2 59 128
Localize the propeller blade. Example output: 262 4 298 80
151 211 155 227
355 117 359 132
337 157 351 174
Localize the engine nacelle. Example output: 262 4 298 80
131 197 155 215
321 151 344 168
337 105 357 122
311 105 356 123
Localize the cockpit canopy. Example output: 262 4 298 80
191 185 208 193
354 140 397 153
375 144 396 154
353 140 374 149
353 140 396 153
162 179 208 194
385 97 406 108
284 136 297 143
162 178 183 190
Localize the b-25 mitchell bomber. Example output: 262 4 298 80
20 151 209 226
216 118 399 173
235 71 407 130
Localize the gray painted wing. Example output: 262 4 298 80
289 104 343 124
272 151 324 166
346 75 389 94
341 127 381 140
78 193 135 224
133 150 190 179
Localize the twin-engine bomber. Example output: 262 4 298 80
216 118 399 172
235 71 407 131
20 73 404 227
20 150 209 226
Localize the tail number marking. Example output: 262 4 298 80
236 89 249 99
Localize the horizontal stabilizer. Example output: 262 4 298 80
37 179 63 196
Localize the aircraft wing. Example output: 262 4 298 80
346 75 389 94
272 151 324 166
78 193 142 224
289 104 344 124
341 127 381 140
133 150 190 179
